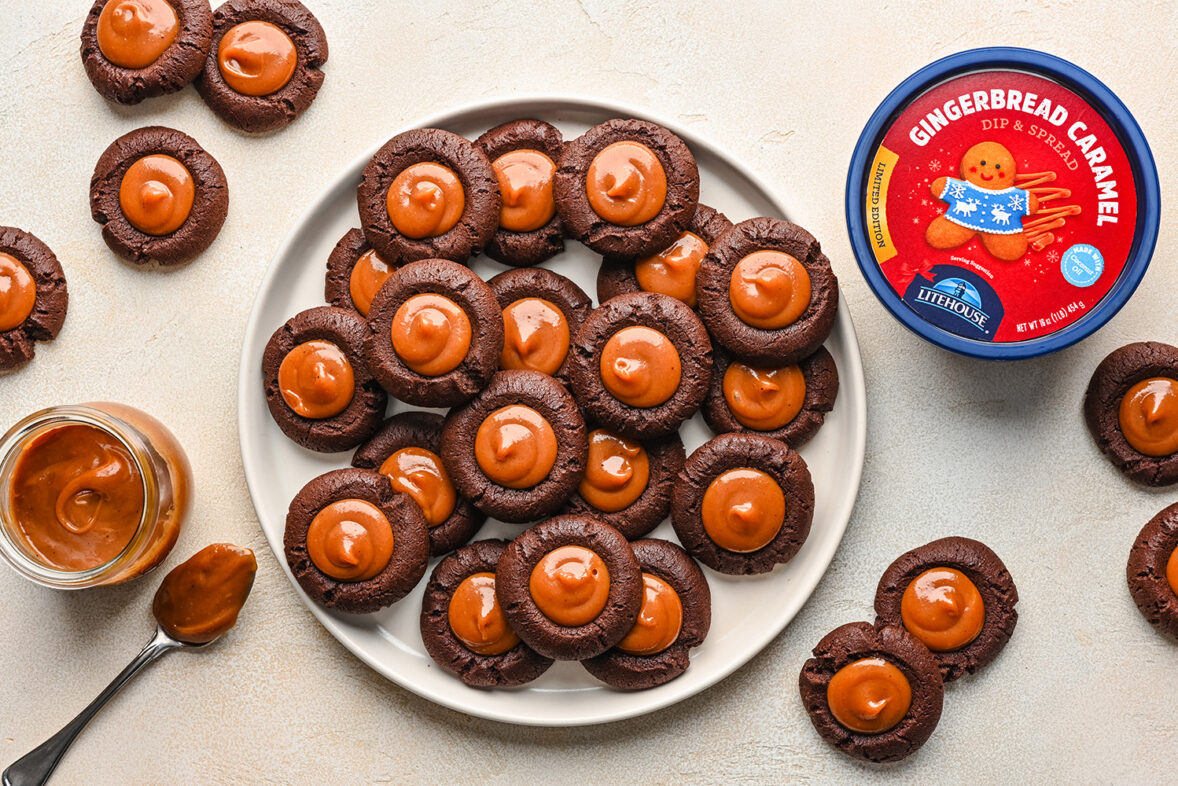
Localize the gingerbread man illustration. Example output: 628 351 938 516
926 141 1038 261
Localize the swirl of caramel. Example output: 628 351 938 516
826 657 912 734
474 405 558 489
386 162 466 239
217 20 297 96
390 294 472 377
599 326 682 408
585 141 667 226
97 0 179 69
119 154 195 236
729 250 812 329
378 447 456 527
616 572 683 655
635 231 708 306
900 567 985 652
529 545 611 626
306 499 394 582
10 424 145 572
447 572 520 655
1119 377 1178 457
348 249 393 317
722 362 806 431
278 340 355 419
500 297 570 375
577 429 649 512
493 149 557 232
0 253 36 332
700 468 785 553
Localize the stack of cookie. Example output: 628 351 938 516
799 537 1019 763
265 115 841 690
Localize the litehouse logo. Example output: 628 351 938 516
902 265 1004 342
915 278 989 329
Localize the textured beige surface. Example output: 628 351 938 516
1 1 1176 782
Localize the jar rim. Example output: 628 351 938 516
0 404 161 589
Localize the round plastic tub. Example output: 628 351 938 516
846 47 1159 359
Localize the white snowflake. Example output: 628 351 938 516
912 217 920 224
930 159 942 171
1008 193 1026 211
947 182 966 199
1046 250 1060 263
921 199 930 206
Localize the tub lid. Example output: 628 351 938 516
846 47 1159 359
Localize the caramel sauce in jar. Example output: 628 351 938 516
0 403 192 588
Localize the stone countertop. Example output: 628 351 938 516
1 1 1175 782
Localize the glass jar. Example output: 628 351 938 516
0 403 192 589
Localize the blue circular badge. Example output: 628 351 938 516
1061 244 1104 288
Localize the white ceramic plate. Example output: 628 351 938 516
238 96 866 727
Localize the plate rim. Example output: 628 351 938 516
236 93 868 727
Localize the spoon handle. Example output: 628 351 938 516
3 628 181 786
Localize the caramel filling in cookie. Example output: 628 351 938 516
217 20 297 96
1168 547 1178 597
0 253 36 332
826 657 912 734
577 430 649 513
1119 377 1178 457
448 572 520 655
900 567 985 652
348 249 393 317
701 468 785 553
600 326 682 408
492 149 557 232
635 231 708 307
500 297 569 375
387 163 466 239
529 545 611 626
729 251 811 329
97 0 179 69
377 447 456 527
586 141 667 227
278 340 355 419
616 572 682 656
306 498 394 581
390 293 472 376
475 405 558 489
723 362 806 432
119 154 195 236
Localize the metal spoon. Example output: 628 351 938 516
2 627 211 786
3 543 255 786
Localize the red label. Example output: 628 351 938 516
864 70 1137 342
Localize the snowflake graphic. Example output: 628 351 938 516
1008 194 1025 211
921 199 930 206
947 182 966 199
930 159 942 171
912 217 920 224
1046 250 1060 264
